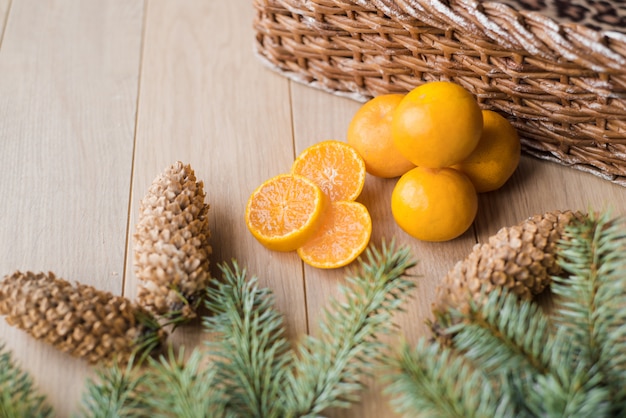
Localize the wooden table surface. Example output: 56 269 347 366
1 1 626 417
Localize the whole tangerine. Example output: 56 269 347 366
391 166 478 242
392 81 483 168
453 110 521 193
347 94 416 178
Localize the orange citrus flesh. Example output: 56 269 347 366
392 81 483 168
297 201 372 269
391 166 478 242
347 94 416 178
245 173 327 252
291 140 366 202
453 110 521 193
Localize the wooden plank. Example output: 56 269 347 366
0 0 10 41
0 0 143 415
125 0 308 351
289 83 479 418
475 155 626 240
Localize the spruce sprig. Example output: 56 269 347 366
203 261 293 418
444 288 553 377
386 211 626 418
138 347 231 417
6 241 416 417
0 343 52 418
202 241 417 417
386 339 514 418
549 211 626 415
282 242 416 417
79 355 147 418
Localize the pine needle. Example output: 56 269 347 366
0 343 52 418
282 241 417 416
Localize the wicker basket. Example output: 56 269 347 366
253 0 626 185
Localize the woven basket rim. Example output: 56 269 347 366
272 0 626 73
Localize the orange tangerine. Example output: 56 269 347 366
392 81 483 168
292 140 366 201
391 166 478 242
453 110 521 193
245 173 327 252
297 201 372 269
347 94 416 178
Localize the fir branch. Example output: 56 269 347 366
79 355 147 418
78 242 416 417
385 339 513 418
525 332 611 418
0 343 52 418
445 288 553 377
203 261 293 418
552 212 626 414
430 289 555 417
138 347 230 418
282 241 417 416
385 211 626 418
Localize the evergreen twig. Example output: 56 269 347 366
0 343 52 418
79 355 147 418
550 211 626 415
386 211 626 418
282 241 417 416
385 339 513 418
3 241 417 418
139 347 230 418
203 261 293 418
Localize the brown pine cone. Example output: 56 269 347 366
133 161 212 324
432 210 586 321
0 271 166 365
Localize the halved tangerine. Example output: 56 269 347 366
245 173 327 252
291 140 366 202
297 201 372 269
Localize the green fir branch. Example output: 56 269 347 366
552 212 626 414
80 348 230 418
138 347 230 418
526 333 611 418
0 343 52 418
445 289 553 378
0 241 416 418
79 355 147 418
386 211 626 418
282 241 417 417
203 261 294 418
385 339 513 418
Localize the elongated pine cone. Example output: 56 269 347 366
432 210 586 320
0 271 166 365
133 161 212 323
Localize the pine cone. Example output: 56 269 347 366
0 271 166 365
432 210 586 321
133 161 212 323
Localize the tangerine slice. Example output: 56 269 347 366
245 174 327 252
291 140 366 202
297 201 372 269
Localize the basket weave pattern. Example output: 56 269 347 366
253 0 626 185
